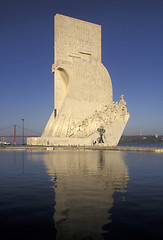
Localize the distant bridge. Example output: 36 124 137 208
0 124 41 144
0 135 39 138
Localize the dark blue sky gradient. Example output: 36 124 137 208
0 0 163 135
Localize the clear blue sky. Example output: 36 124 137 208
0 0 163 135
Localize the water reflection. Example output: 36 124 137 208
43 150 129 240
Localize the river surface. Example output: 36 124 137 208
0 150 163 239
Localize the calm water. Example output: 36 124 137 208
0 150 163 240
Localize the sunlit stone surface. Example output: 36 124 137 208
43 151 129 239
27 14 130 146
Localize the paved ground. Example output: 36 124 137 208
0 145 163 153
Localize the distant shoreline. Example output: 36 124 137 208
0 145 163 153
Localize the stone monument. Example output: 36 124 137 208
27 14 130 146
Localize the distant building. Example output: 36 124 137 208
139 129 142 136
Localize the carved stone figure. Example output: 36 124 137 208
97 126 106 143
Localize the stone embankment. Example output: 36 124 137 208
0 145 163 153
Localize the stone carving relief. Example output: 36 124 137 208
67 95 128 138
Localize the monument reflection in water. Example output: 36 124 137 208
43 151 129 239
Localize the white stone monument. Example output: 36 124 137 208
27 14 130 146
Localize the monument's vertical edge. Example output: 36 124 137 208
54 15 56 115
27 14 129 146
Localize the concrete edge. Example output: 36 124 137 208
0 145 163 153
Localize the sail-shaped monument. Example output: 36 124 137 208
27 14 129 146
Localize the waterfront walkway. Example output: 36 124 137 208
0 145 163 153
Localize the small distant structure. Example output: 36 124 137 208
139 129 142 136
0 141 10 145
